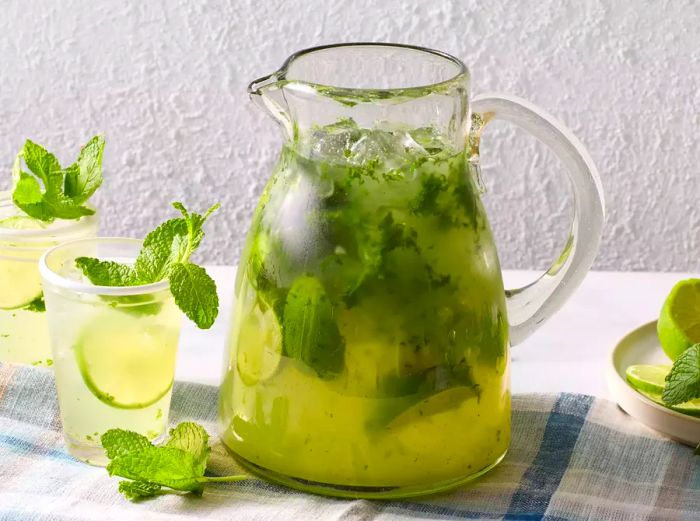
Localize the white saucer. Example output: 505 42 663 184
607 320 700 446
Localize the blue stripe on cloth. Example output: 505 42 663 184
503 393 593 521
0 433 76 463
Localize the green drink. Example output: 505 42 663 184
219 123 510 493
0 192 97 366
40 238 181 465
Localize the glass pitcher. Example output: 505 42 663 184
218 43 604 498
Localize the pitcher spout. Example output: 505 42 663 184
248 73 293 136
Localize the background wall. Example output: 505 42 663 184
0 0 698 271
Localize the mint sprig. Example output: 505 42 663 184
11 135 104 222
101 422 247 501
662 344 700 406
75 202 220 329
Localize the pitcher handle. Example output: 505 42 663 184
471 94 605 346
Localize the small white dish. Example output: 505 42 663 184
607 320 700 446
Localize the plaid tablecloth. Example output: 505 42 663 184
0 362 698 521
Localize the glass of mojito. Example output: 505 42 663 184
0 191 98 366
40 238 181 465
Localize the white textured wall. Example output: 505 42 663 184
0 1 698 271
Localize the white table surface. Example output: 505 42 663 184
176 267 697 400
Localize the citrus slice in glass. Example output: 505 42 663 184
0 215 47 230
236 301 283 386
75 312 178 409
658 279 700 360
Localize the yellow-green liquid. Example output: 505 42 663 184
219 124 510 495
46 288 181 465
0 245 51 365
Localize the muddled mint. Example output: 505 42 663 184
12 135 105 222
101 422 247 501
76 202 220 329
237 120 506 423
23 295 46 313
283 275 344 379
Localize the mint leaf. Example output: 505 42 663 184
107 446 205 493
133 218 190 282
64 135 105 204
76 202 220 329
169 263 219 329
23 295 45 313
118 481 162 500
101 422 248 501
165 422 210 474
22 139 60 186
101 429 153 459
11 136 104 222
75 258 137 286
12 172 54 221
662 344 700 405
283 275 345 379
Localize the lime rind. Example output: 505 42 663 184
236 302 283 386
635 387 700 418
74 313 177 409
658 279 700 360
625 364 671 394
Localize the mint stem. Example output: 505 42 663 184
200 475 249 483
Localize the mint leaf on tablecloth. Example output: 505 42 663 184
118 480 162 500
165 422 210 474
101 429 153 459
662 344 700 406
101 422 248 501
107 446 205 493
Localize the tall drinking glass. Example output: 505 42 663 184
0 191 98 366
40 238 182 465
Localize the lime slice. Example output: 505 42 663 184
626 364 671 394
0 260 43 310
75 312 178 409
384 386 478 431
236 302 283 386
636 388 700 417
0 215 47 230
658 279 700 360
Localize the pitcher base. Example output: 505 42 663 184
225 446 508 499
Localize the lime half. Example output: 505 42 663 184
658 279 700 360
236 302 283 386
75 312 178 409
626 364 671 394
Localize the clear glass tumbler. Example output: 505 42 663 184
40 237 182 465
0 191 98 366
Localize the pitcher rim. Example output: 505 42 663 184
248 42 470 98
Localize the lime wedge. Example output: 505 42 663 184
236 301 283 386
635 388 700 418
0 215 47 230
384 386 478 431
658 279 700 360
75 312 178 409
626 364 671 394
